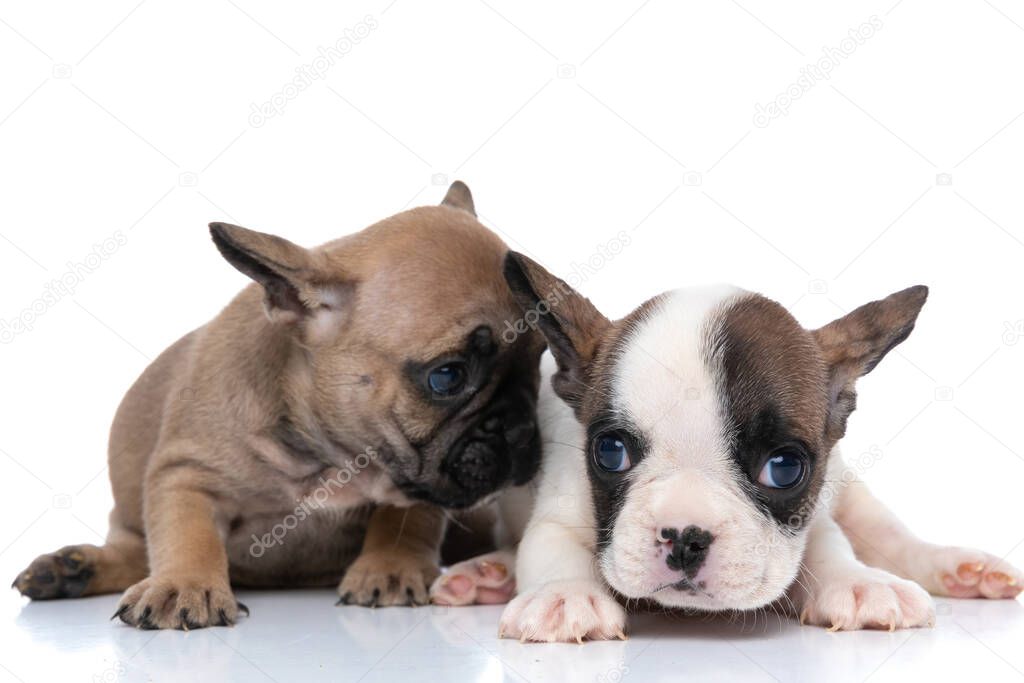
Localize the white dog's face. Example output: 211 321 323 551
504 254 927 612
594 286 822 610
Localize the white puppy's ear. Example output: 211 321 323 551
812 285 928 441
209 222 353 328
440 180 476 216
503 251 610 411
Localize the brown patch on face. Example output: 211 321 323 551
714 294 830 528
711 286 928 528
717 295 829 448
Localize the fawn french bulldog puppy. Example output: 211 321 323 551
12 183 545 629
435 252 1023 641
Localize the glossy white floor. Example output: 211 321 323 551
2 587 1021 683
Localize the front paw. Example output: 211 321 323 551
799 568 934 631
337 550 439 607
114 576 244 630
498 579 627 643
430 550 516 606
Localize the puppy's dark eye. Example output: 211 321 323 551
593 432 632 473
757 449 805 489
427 363 467 396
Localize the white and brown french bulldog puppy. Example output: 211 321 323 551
434 252 1022 641
11 183 546 629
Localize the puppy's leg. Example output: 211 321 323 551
115 473 240 630
792 510 934 630
337 504 443 607
498 519 626 643
497 445 626 642
834 477 1023 599
13 525 147 599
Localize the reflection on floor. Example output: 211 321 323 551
3 589 1022 682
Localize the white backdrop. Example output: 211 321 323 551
1 0 1022 653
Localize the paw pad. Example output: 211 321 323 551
429 552 516 606
931 550 1023 599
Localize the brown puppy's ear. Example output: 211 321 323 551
440 180 476 216
503 251 610 412
209 222 351 326
812 285 928 441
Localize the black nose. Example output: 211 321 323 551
661 525 713 578
448 440 503 491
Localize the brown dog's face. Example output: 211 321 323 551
210 183 545 508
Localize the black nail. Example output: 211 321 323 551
236 601 250 617
138 605 156 629
111 604 131 621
